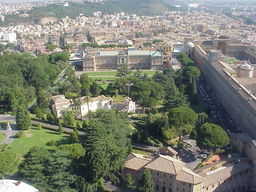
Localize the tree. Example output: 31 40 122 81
37 123 42 130
80 73 93 96
16 106 31 130
70 128 79 143
63 110 76 127
58 121 64 134
116 64 131 77
130 81 163 108
18 147 78 192
46 112 55 123
137 169 154 192
83 120 109 182
197 123 230 149
168 107 198 140
124 173 135 189
82 110 131 184
18 147 50 190
59 143 85 159
90 82 102 96
198 112 208 125
0 150 19 178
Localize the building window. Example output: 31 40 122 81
164 174 166 177
156 184 159 191
157 172 159 176
169 188 172 192
162 186 166 192
189 184 191 188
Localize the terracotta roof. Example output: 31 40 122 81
124 153 152 171
145 155 184 175
80 95 112 103
167 147 178 155
196 160 252 187
176 168 203 184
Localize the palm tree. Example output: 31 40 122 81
82 95 91 120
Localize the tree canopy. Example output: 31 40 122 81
137 169 154 192
0 52 68 111
197 123 230 148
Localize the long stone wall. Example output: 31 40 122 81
194 45 256 138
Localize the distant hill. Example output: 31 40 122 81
28 0 171 18
0 0 172 26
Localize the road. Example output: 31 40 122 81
31 120 85 135
198 76 237 133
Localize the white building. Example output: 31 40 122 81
77 95 112 118
1 32 17 43
0 179 39 192
123 97 136 113
51 95 73 118
51 95 136 118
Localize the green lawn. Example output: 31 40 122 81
131 148 150 155
85 70 158 77
85 71 117 76
0 132 5 143
9 128 68 156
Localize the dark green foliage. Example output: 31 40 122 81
175 53 201 104
130 81 163 108
106 76 137 96
116 64 132 77
146 113 169 140
63 110 77 127
80 73 93 96
178 52 194 66
83 120 109 182
70 129 79 143
16 106 31 130
168 107 198 139
124 173 135 189
152 69 187 108
58 121 64 134
59 143 85 159
0 52 67 111
0 150 20 177
90 82 102 97
137 169 154 192
169 107 198 126
58 68 81 97
18 147 77 192
197 123 230 148
46 112 55 123
82 110 131 184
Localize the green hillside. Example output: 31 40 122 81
0 0 171 26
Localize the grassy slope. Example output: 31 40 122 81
0 132 5 143
9 128 68 155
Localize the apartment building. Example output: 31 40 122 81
123 153 253 192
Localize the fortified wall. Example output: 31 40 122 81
194 39 256 190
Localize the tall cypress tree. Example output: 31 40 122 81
16 106 31 130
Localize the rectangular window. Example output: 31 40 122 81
156 184 159 191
